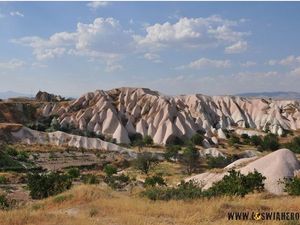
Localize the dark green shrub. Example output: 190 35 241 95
143 135 154 146
16 151 29 162
190 133 204 146
103 164 117 177
4 146 18 157
261 134 280 151
0 195 9 209
228 136 240 146
204 170 265 197
206 156 235 169
129 133 143 144
144 175 166 187
182 144 200 174
133 152 159 175
283 177 300 196
142 170 266 201
165 136 184 146
241 133 250 139
164 145 180 161
0 175 8 184
142 180 202 201
67 168 80 179
104 174 130 190
250 135 263 146
0 150 25 171
27 172 72 199
283 137 300 153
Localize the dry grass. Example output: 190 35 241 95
1 185 300 225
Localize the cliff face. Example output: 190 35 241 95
41 87 300 144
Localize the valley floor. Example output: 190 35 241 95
0 184 299 225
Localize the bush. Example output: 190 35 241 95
129 133 143 144
250 135 263 146
4 146 18 157
27 172 72 199
241 133 250 139
143 135 154 146
105 174 130 190
204 170 265 197
16 151 29 162
164 145 180 161
133 152 159 175
0 175 8 184
67 168 80 179
228 136 240 146
190 133 204 146
165 136 184 146
0 194 9 209
206 156 235 169
103 164 117 177
283 137 300 153
182 144 200 174
142 180 202 201
144 175 166 187
283 177 300 195
81 174 99 184
261 134 280 151
142 170 266 201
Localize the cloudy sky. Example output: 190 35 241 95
0 1 300 97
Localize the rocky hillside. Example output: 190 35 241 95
40 87 300 145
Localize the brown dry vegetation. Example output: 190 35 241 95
0 185 300 225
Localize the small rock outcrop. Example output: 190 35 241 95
35 91 65 102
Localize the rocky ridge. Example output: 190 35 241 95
41 87 300 144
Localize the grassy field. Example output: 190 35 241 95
1 184 300 225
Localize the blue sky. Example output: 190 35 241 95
0 1 300 97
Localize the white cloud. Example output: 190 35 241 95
267 60 277 66
143 53 162 63
87 1 109 10
179 57 231 69
0 59 25 69
225 41 247 54
268 55 300 66
12 17 134 71
241 61 256 67
134 15 249 53
10 11 24 17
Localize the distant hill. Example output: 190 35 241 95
0 91 33 99
236 91 300 100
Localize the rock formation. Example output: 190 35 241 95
40 87 300 144
186 149 300 195
11 126 136 158
35 91 64 102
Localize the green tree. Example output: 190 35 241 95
144 175 166 187
250 135 263 146
67 168 80 179
190 133 204 146
182 144 200 174
164 145 180 161
133 152 158 175
50 117 61 131
261 133 280 151
27 172 72 199
143 135 154 146
204 170 265 197
103 164 117 177
283 177 300 195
